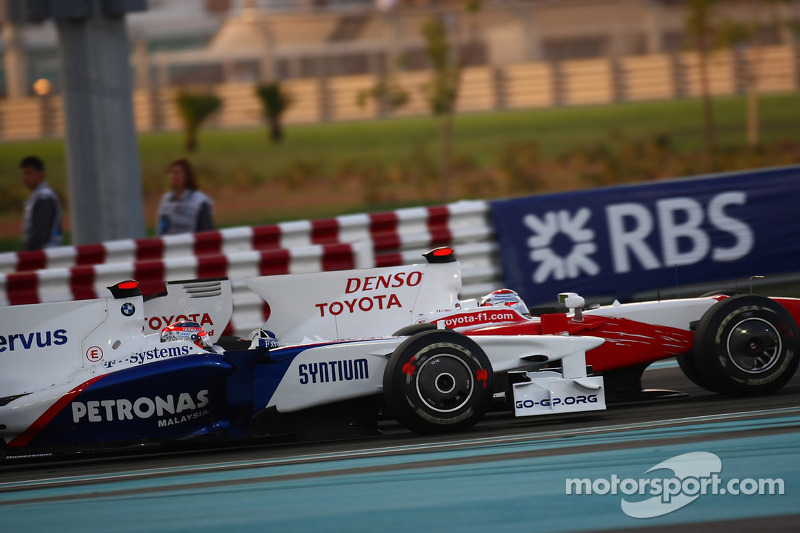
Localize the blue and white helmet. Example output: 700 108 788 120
249 328 280 350
479 289 529 316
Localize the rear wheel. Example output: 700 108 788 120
692 295 800 396
699 290 740 298
383 330 493 434
676 353 719 393
677 291 739 392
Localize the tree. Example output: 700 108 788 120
175 91 222 152
685 0 719 163
717 15 757 144
255 83 293 143
717 0 797 146
419 0 483 201
356 74 409 116
422 14 462 201
686 0 797 152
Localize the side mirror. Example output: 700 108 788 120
558 292 585 322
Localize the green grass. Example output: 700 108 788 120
0 92 798 250
2 94 797 182
0 235 21 251
143 92 800 179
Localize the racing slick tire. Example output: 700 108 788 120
676 353 720 393
692 295 800 396
677 290 743 392
393 323 438 336
383 329 494 434
699 289 741 298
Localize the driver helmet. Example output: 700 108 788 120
160 321 213 351
479 289 529 316
249 328 280 350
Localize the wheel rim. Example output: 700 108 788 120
414 354 474 413
726 318 781 373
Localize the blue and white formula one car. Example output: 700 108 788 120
0 252 605 457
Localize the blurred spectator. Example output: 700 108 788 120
20 156 63 250
157 158 215 235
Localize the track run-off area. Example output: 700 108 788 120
1 364 799 533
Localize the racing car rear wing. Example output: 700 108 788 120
245 259 462 344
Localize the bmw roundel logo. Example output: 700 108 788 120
121 302 135 317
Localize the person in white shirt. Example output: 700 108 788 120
156 158 215 236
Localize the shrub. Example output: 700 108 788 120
175 91 222 152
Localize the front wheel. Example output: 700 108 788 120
383 330 493 434
692 295 800 396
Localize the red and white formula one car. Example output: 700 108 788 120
246 247 800 402
422 287 800 401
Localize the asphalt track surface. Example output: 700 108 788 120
1 362 799 532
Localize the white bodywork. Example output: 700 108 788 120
264 334 605 414
1 279 233 398
245 261 462 344
584 297 717 331
246 260 607 417
513 372 604 416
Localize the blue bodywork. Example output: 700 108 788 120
26 346 302 448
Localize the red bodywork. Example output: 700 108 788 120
428 296 800 373
465 316 694 372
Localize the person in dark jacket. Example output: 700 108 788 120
20 156 62 250
156 158 215 236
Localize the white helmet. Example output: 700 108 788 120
479 289 529 316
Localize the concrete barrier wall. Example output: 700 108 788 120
0 201 490 274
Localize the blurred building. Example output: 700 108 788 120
3 0 798 93
0 0 797 138
140 0 800 88
0 0 226 95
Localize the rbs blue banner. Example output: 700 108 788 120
490 166 800 304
